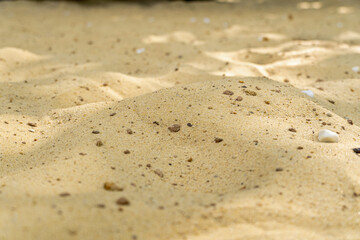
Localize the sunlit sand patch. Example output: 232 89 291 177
143 31 204 45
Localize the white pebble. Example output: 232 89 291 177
318 129 339 143
302 90 314 98
29 129 35 133
203 18 210 24
136 48 145 54
352 66 359 73
190 17 196 23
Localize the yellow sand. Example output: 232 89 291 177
0 1 360 239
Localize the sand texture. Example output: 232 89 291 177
0 1 360 239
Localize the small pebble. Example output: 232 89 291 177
168 124 181 132
353 148 360 154
27 122 37 127
92 130 100 134
352 66 359 73
103 182 123 191
59 192 71 197
235 96 243 101
96 140 103 147
302 90 314 98
154 169 164 178
318 129 339 143
244 90 257 96
203 17 210 24
124 150 130 154
223 90 234 95
288 128 297 132
214 137 223 143
136 48 145 54
116 197 130 206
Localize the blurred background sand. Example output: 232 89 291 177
0 0 360 239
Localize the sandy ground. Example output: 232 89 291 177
0 0 360 239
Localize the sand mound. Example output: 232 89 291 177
1 77 360 239
1 1 360 239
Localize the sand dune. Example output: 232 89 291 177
0 1 360 239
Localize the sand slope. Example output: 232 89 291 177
0 1 360 240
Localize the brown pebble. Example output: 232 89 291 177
124 150 130 154
59 192 71 197
126 129 133 134
116 197 130 206
97 204 106 208
264 100 270 105
275 168 283 172
328 100 335 104
288 128 297 133
223 90 234 95
96 140 103 147
168 124 181 132
103 182 123 191
348 119 353 125
92 130 100 134
214 137 223 143
297 146 304 150
27 122 37 127
244 90 257 96
187 157 193 162
235 96 243 101
353 148 360 154
154 169 164 178
110 113 117 116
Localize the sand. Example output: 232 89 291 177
0 0 360 239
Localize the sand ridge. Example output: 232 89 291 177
0 1 360 239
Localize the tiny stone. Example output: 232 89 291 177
318 129 339 143
187 157 193 162
103 182 123 191
347 119 353 125
59 192 71 197
96 140 103 147
168 124 181 132
27 122 37 127
288 128 297 132
124 150 130 154
275 168 283 172
214 137 223 143
235 96 243 101
302 90 314 98
326 113 333 117
92 130 100 134
264 100 270 105
110 113 116 116
223 90 234 95
244 90 257 96
154 169 164 178
116 197 130 206
187 123 193 127
297 146 304 150
126 129 133 134
328 100 335 104
353 148 360 154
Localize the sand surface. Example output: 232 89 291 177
0 0 360 239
